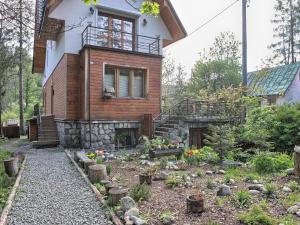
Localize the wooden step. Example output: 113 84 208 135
32 140 60 148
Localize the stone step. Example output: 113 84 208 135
154 131 168 137
38 137 59 141
38 130 58 134
161 124 178 128
156 127 174 132
32 140 60 148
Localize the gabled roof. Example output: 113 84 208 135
248 62 300 96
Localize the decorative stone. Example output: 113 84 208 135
283 186 293 193
184 181 193 188
287 168 295 176
120 196 136 212
130 216 146 225
249 190 260 195
161 215 176 225
153 171 170 181
287 205 299 214
218 170 226 174
217 184 231 196
296 211 300 217
206 170 213 175
125 207 139 218
248 184 265 192
229 179 235 185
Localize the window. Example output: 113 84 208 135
104 65 146 98
97 13 134 50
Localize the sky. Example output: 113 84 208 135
165 0 276 77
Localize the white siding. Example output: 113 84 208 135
43 0 172 84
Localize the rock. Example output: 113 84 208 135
191 173 197 178
252 180 259 184
130 216 146 225
184 182 193 188
125 216 134 225
153 171 170 181
217 184 231 196
286 168 295 176
222 160 242 169
283 186 292 193
248 184 265 192
120 196 136 212
296 211 300 217
161 216 176 225
229 179 235 185
184 176 191 181
125 208 139 218
249 190 260 195
218 170 226 174
139 155 148 160
287 205 299 214
206 170 213 175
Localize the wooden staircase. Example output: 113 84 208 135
32 115 60 148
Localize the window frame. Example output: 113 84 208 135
97 12 136 50
103 64 148 99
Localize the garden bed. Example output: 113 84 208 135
104 154 300 225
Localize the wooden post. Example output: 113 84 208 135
294 146 300 176
4 157 19 177
84 159 96 174
109 187 128 206
186 194 205 213
88 164 107 183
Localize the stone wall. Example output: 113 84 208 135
56 119 141 150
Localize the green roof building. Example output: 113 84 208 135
248 62 300 105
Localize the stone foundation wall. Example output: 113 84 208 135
56 120 141 150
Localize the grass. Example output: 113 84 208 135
129 183 151 202
225 167 260 182
238 204 277 225
0 150 13 212
233 190 251 208
280 191 300 208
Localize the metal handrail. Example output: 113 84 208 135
81 25 161 56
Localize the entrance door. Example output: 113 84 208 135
189 128 207 149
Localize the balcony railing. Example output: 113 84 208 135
82 25 161 56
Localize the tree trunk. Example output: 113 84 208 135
294 146 300 177
186 194 205 213
4 157 19 177
88 164 107 183
19 0 24 135
83 159 96 174
108 188 128 206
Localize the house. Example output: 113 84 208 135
248 62 300 105
33 0 187 149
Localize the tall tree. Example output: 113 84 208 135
270 0 300 64
188 32 241 97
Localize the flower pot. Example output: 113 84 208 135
186 194 204 213
139 173 152 185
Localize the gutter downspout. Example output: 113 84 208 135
88 48 92 149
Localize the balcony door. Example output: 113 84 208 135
97 13 134 51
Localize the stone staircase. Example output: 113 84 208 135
154 117 180 138
32 115 60 148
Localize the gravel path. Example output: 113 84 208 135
7 148 110 225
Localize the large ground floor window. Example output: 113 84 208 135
104 65 147 98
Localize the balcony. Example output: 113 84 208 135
82 25 161 56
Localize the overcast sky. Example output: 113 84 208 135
165 0 276 77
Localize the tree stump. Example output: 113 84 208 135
84 159 96 174
139 174 152 185
294 146 300 177
105 182 118 195
4 157 19 177
74 152 80 163
88 164 107 183
186 194 205 213
108 187 128 206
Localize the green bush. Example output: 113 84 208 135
238 204 277 225
288 181 299 192
251 152 293 174
129 183 151 202
234 190 251 208
165 176 182 188
264 183 277 199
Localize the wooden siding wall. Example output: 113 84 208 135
88 49 162 120
43 53 81 120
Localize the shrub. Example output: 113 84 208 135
244 173 260 183
196 169 205 177
234 190 251 208
288 181 299 192
165 176 182 188
238 204 277 225
129 183 151 202
94 183 106 195
184 146 219 165
206 178 216 189
264 183 277 199
106 164 112 175
252 152 293 174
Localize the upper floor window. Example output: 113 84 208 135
104 65 146 99
97 12 134 50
